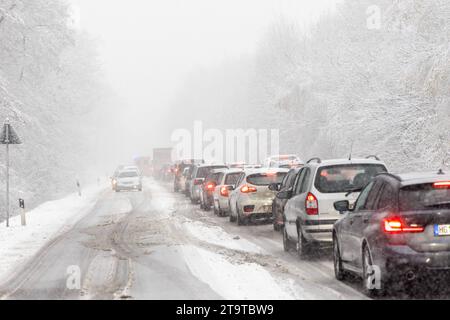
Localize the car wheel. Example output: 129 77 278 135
237 207 246 226
333 236 347 281
229 211 236 222
213 204 219 216
362 245 385 297
283 226 293 252
296 227 310 258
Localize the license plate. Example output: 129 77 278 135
434 225 450 237
263 205 272 211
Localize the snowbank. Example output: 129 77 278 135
182 245 293 300
0 185 106 283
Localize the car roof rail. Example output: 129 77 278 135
307 157 322 164
376 172 401 181
366 155 380 161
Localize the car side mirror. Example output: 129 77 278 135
277 190 292 200
334 200 350 214
228 185 235 191
269 183 281 192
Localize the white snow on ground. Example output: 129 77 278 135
143 178 175 215
0 185 107 283
181 220 264 254
182 245 295 300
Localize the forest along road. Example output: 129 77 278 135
0 178 368 300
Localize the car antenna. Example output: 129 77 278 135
348 140 354 161
438 158 445 175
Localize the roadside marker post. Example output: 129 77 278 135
0 119 22 228
19 198 26 226
77 180 82 197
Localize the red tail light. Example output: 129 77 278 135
241 185 257 194
305 193 319 215
383 217 424 234
220 186 229 197
434 181 450 189
206 182 216 191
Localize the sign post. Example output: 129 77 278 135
1 119 22 227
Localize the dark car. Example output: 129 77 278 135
189 164 228 204
333 170 450 296
173 160 204 192
270 167 302 231
200 169 227 211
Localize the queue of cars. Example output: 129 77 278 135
170 155 450 295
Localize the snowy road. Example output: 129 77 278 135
2 178 445 300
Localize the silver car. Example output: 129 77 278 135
229 168 289 225
282 157 388 257
114 170 142 192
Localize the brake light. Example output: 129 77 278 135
241 185 257 194
305 193 319 215
434 181 450 189
220 186 229 197
383 217 424 234
206 182 216 191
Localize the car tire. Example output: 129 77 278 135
362 245 385 297
237 207 247 226
229 212 236 223
296 227 310 258
283 226 293 252
333 236 347 281
213 204 219 216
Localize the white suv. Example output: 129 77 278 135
281 157 388 257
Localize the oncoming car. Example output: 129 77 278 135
114 170 142 192
229 168 289 225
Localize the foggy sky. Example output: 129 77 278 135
71 0 339 164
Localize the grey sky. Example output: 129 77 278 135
71 0 339 162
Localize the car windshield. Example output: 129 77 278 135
247 172 287 186
119 171 138 178
225 173 242 186
400 183 450 211
315 164 387 193
197 166 228 178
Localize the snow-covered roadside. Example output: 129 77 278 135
0 185 106 283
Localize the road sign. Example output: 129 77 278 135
2 119 22 228
0 120 22 145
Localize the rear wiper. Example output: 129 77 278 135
424 201 450 208
345 188 362 197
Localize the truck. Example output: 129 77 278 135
152 148 173 180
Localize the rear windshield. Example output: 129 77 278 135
315 164 387 193
400 184 450 211
207 172 224 183
119 171 138 178
196 166 228 178
225 173 242 186
247 172 287 186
